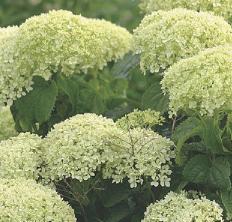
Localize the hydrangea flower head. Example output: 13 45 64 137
142 191 223 222
102 127 175 188
16 10 132 77
0 26 19 106
0 133 42 180
0 10 132 107
42 113 119 183
0 179 76 222
140 0 232 22
133 8 232 73
162 45 232 116
116 109 163 130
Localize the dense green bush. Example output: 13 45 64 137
1 1 232 221
0 0 141 30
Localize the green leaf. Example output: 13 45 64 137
56 74 82 112
12 76 58 132
100 183 130 208
141 76 169 113
184 155 231 190
221 189 232 220
183 154 210 184
105 203 130 222
182 142 206 153
112 53 140 79
208 157 231 190
172 117 202 165
201 117 224 154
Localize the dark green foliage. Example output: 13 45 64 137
11 76 58 133
0 0 142 30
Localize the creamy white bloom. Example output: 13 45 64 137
142 191 223 222
0 133 42 180
140 0 232 22
133 9 232 73
162 45 232 116
116 109 163 130
42 113 119 183
0 179 76 222
0 10 132 107
102 127 175 188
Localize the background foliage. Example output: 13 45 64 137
0 0 142 30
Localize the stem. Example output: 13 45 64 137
171 116 177 135
64 179 88 222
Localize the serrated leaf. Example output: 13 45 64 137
100 183 130 208
172 117 202 165
221 189 232 220
208 157 231 190
182 142 206 153
141 76 169 113
201 117 224 154
183 154 210 183
105 203 130 222
12 76 58 131
184 155 231 190
112 53 140 78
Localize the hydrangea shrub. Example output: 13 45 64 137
133 8 232 73
2 3 232 221
0 178 76 222
140 0 232 22
142 191 224 222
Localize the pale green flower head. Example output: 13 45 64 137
0 133 42 180
133 8 232 73
102 127 175 188
42 113 119 183
142 191 223 222
0 10 132 107
0 26 22 107
0 107 18 141
116 109 164 130
162 45 232 116
140 0 232 22
16 10 132 77
0 178 76 222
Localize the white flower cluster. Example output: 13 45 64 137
41 112 174 188
116 109 163 130
102 127 175 188
140 0 232 22
142 191 224 222
162 45 232 116
0 10 132 107
0 133 42 180
42 113 119 183
0 111 174 220
133 8 232 73
0 26 20 106
0 178 76 222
